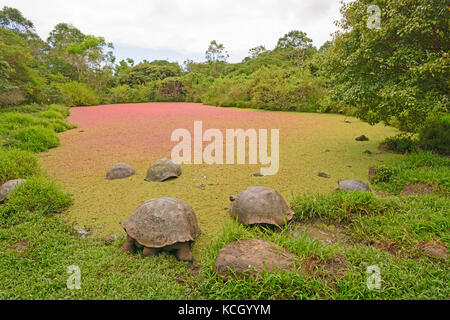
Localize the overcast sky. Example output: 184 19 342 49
1 0 345 63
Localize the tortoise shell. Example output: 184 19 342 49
145 159 182 182
121 197 201 248
230 186 294 226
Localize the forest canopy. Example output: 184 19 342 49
0 1 448 133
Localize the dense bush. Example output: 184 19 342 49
107 84 156 104
47 104 70 117
381 134 418 154
372 151 450 195
57 81 100 107
0 148 39 184
11 126 60 152
418 114 450 156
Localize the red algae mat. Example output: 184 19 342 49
39 103 400 247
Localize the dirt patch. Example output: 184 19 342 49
418 241 448 261
373 239 401 257
375 191 392 197
303 254 349 283
378 143 389 152
4 240 29 253
400 182 435 196
290 220 351 246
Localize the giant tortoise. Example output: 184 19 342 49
120 197 201 261
229 186 294 227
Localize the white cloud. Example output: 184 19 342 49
1 0 344 62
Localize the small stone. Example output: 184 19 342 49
318 172 331 179
356 135 369 142
252 173 264 177
363 150 373 155
76 228 92 238
338 180 371 192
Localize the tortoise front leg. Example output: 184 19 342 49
120 235 136 253
175 242 193 262
143 247 160 257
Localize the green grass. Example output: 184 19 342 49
372 152 450 195
198 218 449 300
0 148 40 185
0 216 194 299
0 176 73 227
292 191 449 256
0 105 76 151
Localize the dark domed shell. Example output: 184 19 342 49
230 186 294 226
145 158 182 182
0 179 25 203
106 163 136 180
120 197 201 248
338 180 371 192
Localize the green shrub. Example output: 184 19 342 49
39 110 64 120
292 191 390 223
372 166 397 184
57 81 100 107
12 126 60 152
47 118 76 133
47 104 70 118
0 112 51 130
0 104 45 114
0 148 40 184
381 134 418 154
371 151 450 195
418 114 450 156
0 176 72 227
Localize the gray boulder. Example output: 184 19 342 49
0 179 25 203
338 180 371 192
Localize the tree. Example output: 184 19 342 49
275 30 315 64
0 6 35 35
47 23 115 89
205 40 229 76
276 30 313 50
323 0 449 132
248 45 267 59
0 54 12 91
47 23 85 49
117 61 182 87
